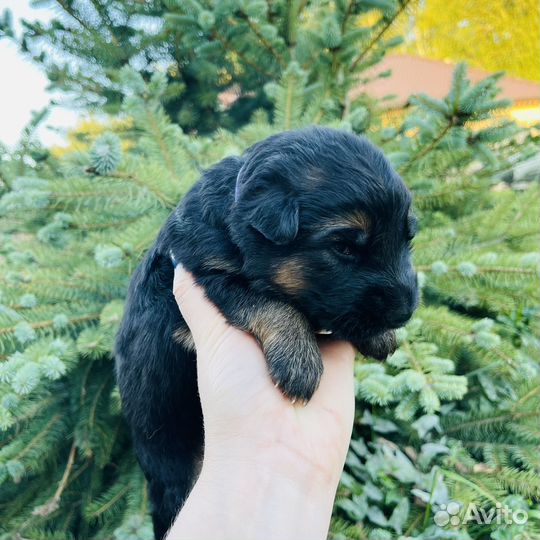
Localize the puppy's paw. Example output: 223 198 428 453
265 338 323 403
356 330 397 360
240 301 323 402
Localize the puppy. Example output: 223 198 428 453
115 126 418 539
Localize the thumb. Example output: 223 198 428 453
172 265 230 348
312 340 355 416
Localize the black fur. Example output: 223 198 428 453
115 126 418 539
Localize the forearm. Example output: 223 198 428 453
166 455 339 540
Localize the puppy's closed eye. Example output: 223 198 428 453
329 229 369 260
332 240 356 259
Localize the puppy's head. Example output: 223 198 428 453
230 127 418 360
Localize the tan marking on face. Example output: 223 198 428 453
273 258 306 294
172 326 196 352
323 210 371 232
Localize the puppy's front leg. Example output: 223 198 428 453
197 274 323 402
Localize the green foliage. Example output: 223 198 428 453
89 134 122 176
0 5 539 539
356 325 469 418
4 0 412 133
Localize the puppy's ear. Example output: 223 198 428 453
244 188 299 245
235 151 299 245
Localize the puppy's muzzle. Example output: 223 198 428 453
369 276 418 330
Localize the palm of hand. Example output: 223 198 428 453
174 268 356 484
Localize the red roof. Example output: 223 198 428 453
353 54 539 107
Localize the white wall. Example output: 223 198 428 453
0 0 79 148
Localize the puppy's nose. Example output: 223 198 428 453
390 278 418 327
371 277 418 329
386 307 413 328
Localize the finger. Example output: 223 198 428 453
172 265 231 346
312 340 355 416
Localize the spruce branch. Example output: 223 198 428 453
107 171 175 207
55 0 90 32
0 314 100 336
350 0 411 71
48 188 133 200
445 411 537 434
399 121 454 174
86 483 132 521
88 0 114 28
439 468 502 506
3 396 59 428
31 441 77 517
72 215 142 231
512 387 538 411
234 12 286 67
417 265 537 275
285 0 308 48
210 28 275 78
14 414 63 462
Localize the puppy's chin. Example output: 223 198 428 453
356 330 397 361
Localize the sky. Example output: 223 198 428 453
0 0 79 149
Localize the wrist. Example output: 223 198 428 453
201 405 351 492
204 434 342 490
168 443 341 540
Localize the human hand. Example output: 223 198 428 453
167 266 356 540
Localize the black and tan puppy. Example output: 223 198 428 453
115 126 418 539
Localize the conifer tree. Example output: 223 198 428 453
3 0 412 133
0 6 539 540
